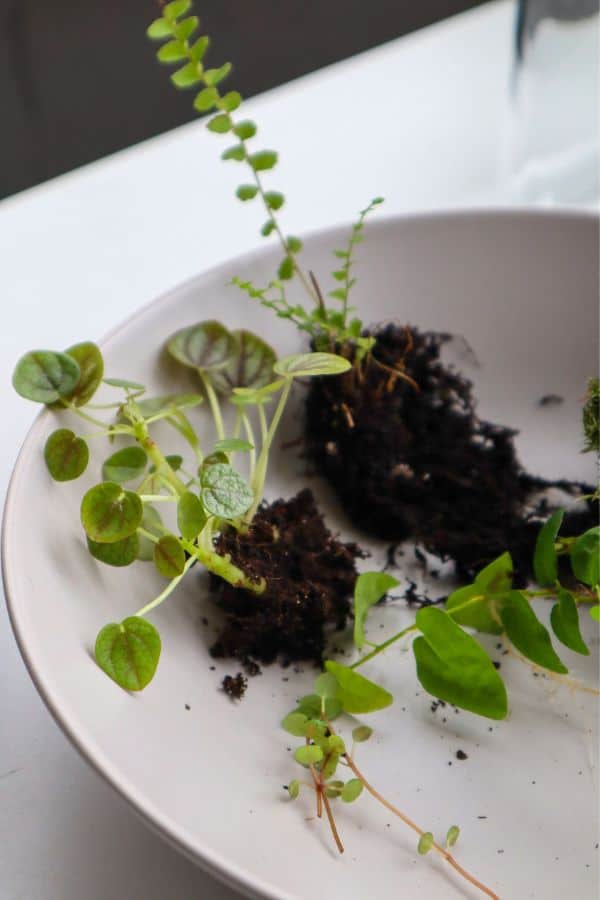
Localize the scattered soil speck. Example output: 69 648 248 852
185 704 190 711
222 673 247 700
538 394 563 407
456 750 468 761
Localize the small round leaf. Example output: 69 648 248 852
287 780 300 799
570 527 600 588
102 446 148 483
13 350 80 404
274 352 351 379
294 745 323 767
281 712 308 737
44 429 89 481
166 321 236 373
418 832 434 855
210 330 277 396
59 342 104 406
81 482 143 543
200 462 254 519
352 725 373 743
153 535 186 579
95 617 161 691
177 491 207 541
446 825 460 848
341 779 363 803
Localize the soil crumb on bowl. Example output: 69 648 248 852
306 324 595 582
209 489 361 666
222 673 247 700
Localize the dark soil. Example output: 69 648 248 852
209 489 361 666
306 324 595 582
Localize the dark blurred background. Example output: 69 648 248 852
0 0 486 200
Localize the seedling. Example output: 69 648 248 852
13 326 349 689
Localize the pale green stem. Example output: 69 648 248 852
232 408 242 440
179 535 264 593
137 527 159 544
240 410 257 482
257 403 268 444
139 494 177 504
247 378 292 520
136 431 188 496
134 555 197 618
198 371 225 441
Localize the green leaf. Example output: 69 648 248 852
95 617 161 691
341 779 363 803
219 91 242 112
201 451 228 467
233 120 256 140
236 184 258 202
278 257 294 281
147 18 173 40
287 236 302 253
570 527 600 587
207 114 231 133
210 330 277 396
418 833 434 855
171 61 202 89
13 350 80 404
231 378 285 406
287 780 300 799
200 462 254 518
177 491 207 540
499 591 567 673
59 342 104 406
590 605 600 622
81 482 143 543
314 672 338 699
550 589 589 655
264 191 284 210
190 35 210 62
296 694 342 720
413 607 508 719
353 571 400 649
332 270 346 281
137 505 163 561
445 584 502 635
321 753 341 780
221 144 245 161
87 534 139 567
153 535 185 578
104 377 145 391
281 712 308 736
446 825 460 848
173 15 198 40
261 220 276 237
329 288 347 301
274 352 352 379
102 446 148 483
204 62 232 86
248 150 277 171
352 725 373 743
194 86 219 112
294 745 323 767
475 551 513 595
44 429 89 481
213 438 254 452
163 0 191 20
324 660 393 714
157 39 188 63
166 321 236 373
165 454 183 471
533 510 564 587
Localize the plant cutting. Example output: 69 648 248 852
12 328 353 689
147 0 597 582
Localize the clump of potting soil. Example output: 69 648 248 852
209 489 362 666
306 323 595 582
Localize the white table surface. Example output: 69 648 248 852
0 3 516 898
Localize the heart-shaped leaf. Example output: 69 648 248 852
570 527 600 588
413 607 508 719
533 510 564 587
102 446 148 483
474 551 513 595
153 535 185 578
200 462 254 519
87 534 139 567
324 660 393 714
81 482 143 543
446 583 503 634
166 321 236 373
550 589 589 655
177 491 207 540
274 352 351 379
44 428 89 481
95 617 161 691
210 330 276 395
13 350 80 404
353 571 400 649
499 590 567 673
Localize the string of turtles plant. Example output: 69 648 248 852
12 326 349 690
146 0 386 365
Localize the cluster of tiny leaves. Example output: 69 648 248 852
146 1 384 363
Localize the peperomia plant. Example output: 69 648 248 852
146 0 384 364
12 326 350 690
